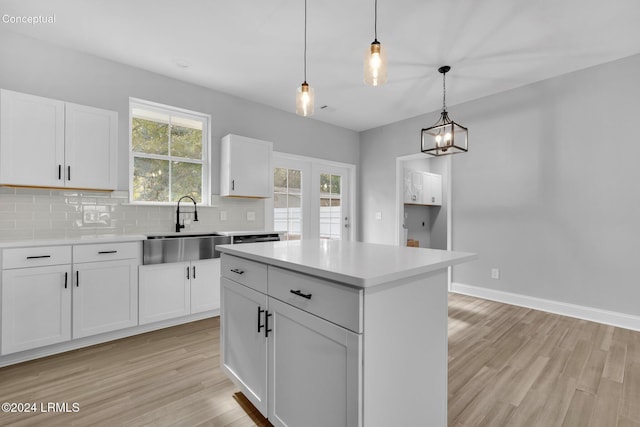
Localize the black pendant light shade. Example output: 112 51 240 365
421 66 468 156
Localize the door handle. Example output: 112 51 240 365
76 270 79 287
64 272 68 289
67 165 71 181
257 306 265 333
265 310 272 338
98 250 118 254
187 266 190 280
192 266 196 279
230 268 245 275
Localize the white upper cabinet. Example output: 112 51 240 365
0 89 65 187
0 89 117 190
65 102 117 190
220 134 273 198
424 172 442 206
403 168 442 206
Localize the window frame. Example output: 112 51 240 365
128 97 211 205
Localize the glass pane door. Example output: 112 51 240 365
274 167 302 240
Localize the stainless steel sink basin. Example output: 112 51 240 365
143 233 231 265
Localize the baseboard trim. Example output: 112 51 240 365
451 282 640 332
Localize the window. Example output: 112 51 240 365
129 99 210 204
319 173 342 240
274 167 302 240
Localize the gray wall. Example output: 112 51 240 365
0 31 359 191
360 53 640 317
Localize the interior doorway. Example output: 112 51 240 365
395 154 452 286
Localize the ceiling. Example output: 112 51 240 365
2 0 640 132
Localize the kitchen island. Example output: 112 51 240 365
218 239 476 427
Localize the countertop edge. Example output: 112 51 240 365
0 235 147 248
218 244 478 288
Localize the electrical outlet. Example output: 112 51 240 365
491 268 500 280
247 211 256 222
375 212 382 220
220 211 227 221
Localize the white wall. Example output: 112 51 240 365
360 53 640 318
0 31 359 192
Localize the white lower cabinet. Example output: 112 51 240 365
191 259 221 314
1 242 141 356
73 259 138 339
267 297 360 427
221 277 268 415
139 262 190 325
220 254 362 427
139 258 221 324
1 265 72 355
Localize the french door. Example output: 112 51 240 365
271 153 354 241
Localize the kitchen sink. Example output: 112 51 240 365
143 233 231 265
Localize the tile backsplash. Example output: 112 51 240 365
0 187 265 241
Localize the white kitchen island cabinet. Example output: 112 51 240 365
219 240 476 427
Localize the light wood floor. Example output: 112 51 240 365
1 293 639 426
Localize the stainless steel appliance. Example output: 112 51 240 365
231 232 281 244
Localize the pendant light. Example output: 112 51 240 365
421 66 468 156
296 0 314 116
364 0 387 86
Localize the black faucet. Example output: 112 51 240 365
176 195 199 232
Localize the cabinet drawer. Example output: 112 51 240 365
73 242 140 263
2 246 71 269
268 266 363 333
221 254 267 294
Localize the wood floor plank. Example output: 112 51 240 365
562 389 595 427
589 378 623 427
603 341 627 383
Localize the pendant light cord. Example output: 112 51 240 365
374 0 378 40
442 71 447 113
304 0 307 82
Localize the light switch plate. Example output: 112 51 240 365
375 212 382 220
220 211 227 221
247 211 256 221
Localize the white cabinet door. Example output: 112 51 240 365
221 277 268 416
1 265 71 355
73 259 138 339
220 134 273 198
0 89 65 187
403 169 424 204
423 172 443 206
139 262 190 325
65 103 117 190
267 297 361 427
190 258 221 314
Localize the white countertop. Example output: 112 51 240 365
217 239 477 288
0 234 147 249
